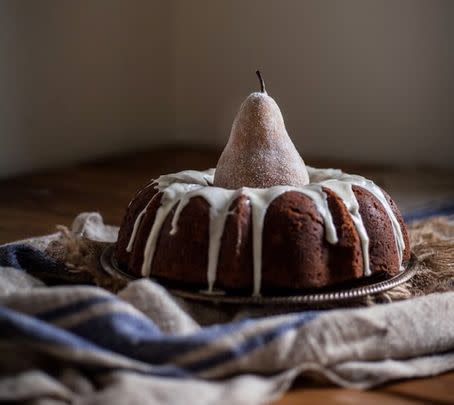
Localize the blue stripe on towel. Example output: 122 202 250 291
0 244 62 273
37 295 114 322
403 202 454 223
68 313 279 364
0 305 105 351
0 301 320 378
9 291 303 365
70 312 162 343
0 305 191 377
68 310 319 369
184 311 318 374
67 311 319 378
88 311 319 378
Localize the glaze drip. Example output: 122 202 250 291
170 186 240 292
126 167 406 294
241 185 337 296
319 180 371 275
307 167 406 267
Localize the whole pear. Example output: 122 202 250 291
213 71 309 189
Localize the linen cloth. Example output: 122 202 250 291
0 212 453 405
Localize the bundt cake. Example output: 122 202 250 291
115 71 410 295
115 167 410 295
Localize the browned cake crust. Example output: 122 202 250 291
353 186 399 275
115 183 158 268
383 189 411 262
115 180 410 293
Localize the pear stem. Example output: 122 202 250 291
256 70 266 93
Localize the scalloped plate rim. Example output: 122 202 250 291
100 244 417 305
100 244 416 305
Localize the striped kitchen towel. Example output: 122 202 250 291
0 210 453 404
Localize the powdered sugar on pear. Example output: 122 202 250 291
214 73 309 189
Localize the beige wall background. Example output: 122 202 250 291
1 0 453 178
0 1 174 178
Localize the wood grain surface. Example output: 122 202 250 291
0 147 453 404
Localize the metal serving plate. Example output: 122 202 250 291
101 244 417 305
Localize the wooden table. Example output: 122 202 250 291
1 148 453 404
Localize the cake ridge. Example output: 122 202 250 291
308 166 406 267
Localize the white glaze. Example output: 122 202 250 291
240 184 337 296
170 186 239 292
126 195 155 252
307 167 406 266
140 182 206 277
126 167 406 295
319 179 371 275
126 180 156 209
